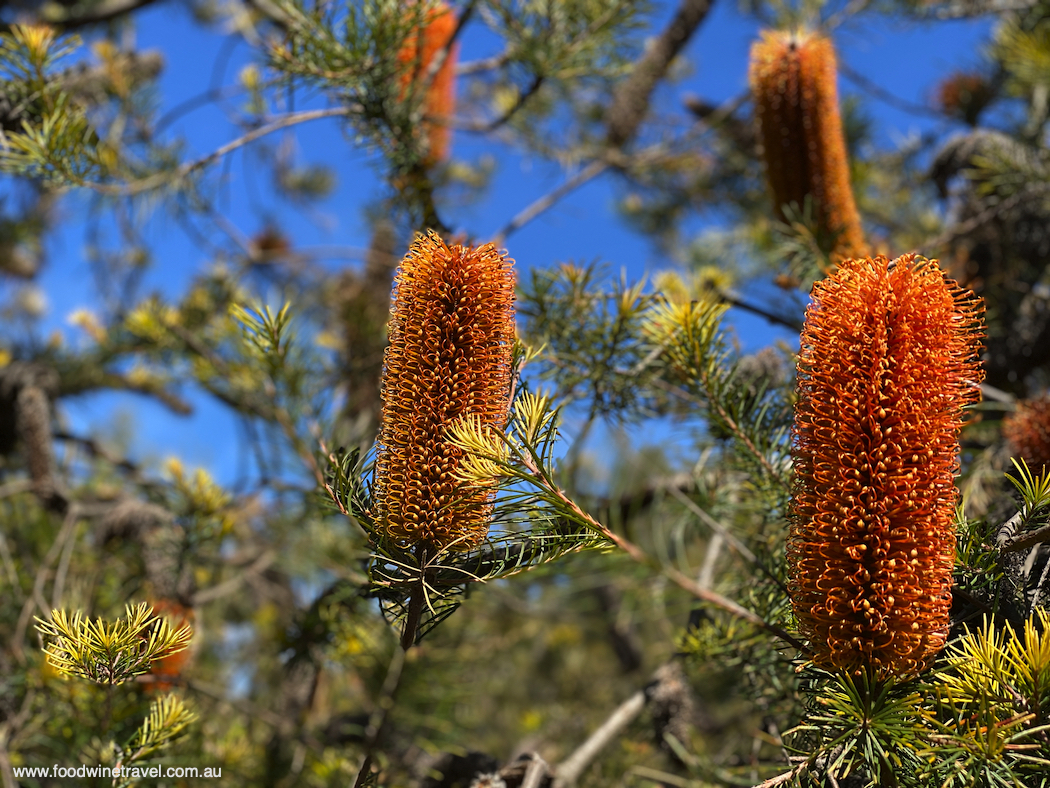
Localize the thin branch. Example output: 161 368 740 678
37 0 161 29
751 765 808 788
553 689 646 787
95 107 354 196
838 63 943 119
192 551 277 604
667 487 759 567
13 505 80 664
492 160 608 246
521 457 807 653
922 190 1026 253
604 0 715 147
460 74 544 133
522 754 551 788
980 382 1016 404
718 289 803 332
353 645 408 787
1002 523 1050 554
916 0 1039 20
456 53 510 75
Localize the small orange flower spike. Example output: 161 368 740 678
1004 397 1050 474
749 29 865 260
788 255 984 678
398 1 458 164
148 599 194 692
372 231 515 552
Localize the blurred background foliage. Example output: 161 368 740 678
2 0 1050 786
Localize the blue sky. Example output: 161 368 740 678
30 1 997 486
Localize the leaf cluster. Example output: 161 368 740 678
35 602 193 686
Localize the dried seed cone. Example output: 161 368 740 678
1003 397 1050 474
749 30 864 260
788 255 984 677
398 1 458 164
372 231 515 552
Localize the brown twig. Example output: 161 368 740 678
552 690 646 787
520 455 808 654
491 160 609 246
604 0 715 147
352 645 409 787
92 107 355 196
1001 523 1050 554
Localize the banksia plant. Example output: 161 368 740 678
398 1 458 164
371 230 515 554
749 29 865 260
1003 396 1050 473
788 254 984 678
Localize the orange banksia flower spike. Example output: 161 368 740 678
398 1 458 164
749 29 865 260
147 599 194 692
788 254 985 678
1003 396 1050 474
371 231 515 553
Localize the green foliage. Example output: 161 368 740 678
115 695 199 785
926 611 1050 786
519 261 660 421
642 292 793 493
35 603 193 685
789 670 930 787
5 0 1050 785
0 26 110 185
1007 458 1050 522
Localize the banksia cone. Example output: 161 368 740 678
788 255 984 677
398 1 458 164
148 599 194 691
1003 397 1050 474
749 30 864 260
372 231 515 552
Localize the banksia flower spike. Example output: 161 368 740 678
398 1 458 164
148 599 195 692
788 254 984 678
749 29 865 260
372 231 515 554
1003 396 1050 474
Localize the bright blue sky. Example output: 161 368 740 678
31 1 996 487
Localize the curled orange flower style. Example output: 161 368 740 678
1003 396 1050 474
749 29 864 260
788 255 984 677
371 231 515 553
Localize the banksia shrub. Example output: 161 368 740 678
788 254 984 677
371 231 515 553
1003 396 1050 473
749 29 864 260
398 1 458 164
